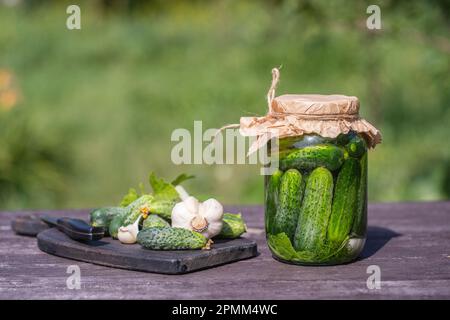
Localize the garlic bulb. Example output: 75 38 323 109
171 186 223 239
118 215 141 244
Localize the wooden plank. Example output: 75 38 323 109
11 215 50 236
0 202 449 299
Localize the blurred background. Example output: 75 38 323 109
0 0 449 210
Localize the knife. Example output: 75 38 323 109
40 216 105 241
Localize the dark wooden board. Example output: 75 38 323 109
1 203 450 299
37 228 258 274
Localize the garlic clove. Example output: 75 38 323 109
198 199 224 239
199 198 224 221
118 215 141 244
171 201 196 229
184 196 200 215
118 227 135 244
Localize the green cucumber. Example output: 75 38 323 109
137 227 207 250
147 198 176 221
327 158 361 245
265 169 283 234
89 207 126 236
122 195 176 226
293 167 334 251
279 144 344 172
336 132 352 146
345 135 366 159
216 213 247 239
142 214 170 229
108 209 129 239
122 195 154 226
273 169 304 240
352 153 368 236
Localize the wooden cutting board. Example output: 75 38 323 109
36 228 258 274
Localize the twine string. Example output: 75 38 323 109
267 67 280 113
268 112 359 121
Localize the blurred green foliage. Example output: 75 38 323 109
0 0 449 209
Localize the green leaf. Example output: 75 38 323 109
171 173 195 186
268 233 316 261
268 232 302 260
119 188 139 207
120 172 193 210
148 172 179 201
138 182 146 195
268 232 352 263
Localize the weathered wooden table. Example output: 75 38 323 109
1 202 449 299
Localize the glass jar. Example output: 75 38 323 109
265 131 367 265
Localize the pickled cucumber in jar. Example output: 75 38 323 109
265 133 368 265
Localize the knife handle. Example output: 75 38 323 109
56 217 104 241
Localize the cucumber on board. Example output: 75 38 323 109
293 167 334 252
137 227 207 250
216 213 247 239
273 169 304 240
122 195 154 226
352 153 368 236
327 158 361 245
89 207 126 235
147 198 176 221
345 135 367 159
123 195 176 226
279 144 345 172
142 214 170 229
108 209 129 239
265 169 283 234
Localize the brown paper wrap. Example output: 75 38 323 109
232 68 382 155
